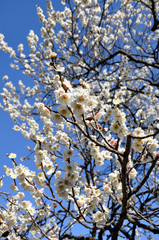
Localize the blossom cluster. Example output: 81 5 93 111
55 162 80 199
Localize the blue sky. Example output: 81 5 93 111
0 0 65 208
0 0 46 182
0 0 63 174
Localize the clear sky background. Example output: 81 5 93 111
0 1 154 239
0 0 63 176
0 0 48 193
0 0 64 216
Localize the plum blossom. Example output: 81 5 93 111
8 153 17 159
92 207 109 225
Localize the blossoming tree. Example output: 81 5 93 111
0 0 159 239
